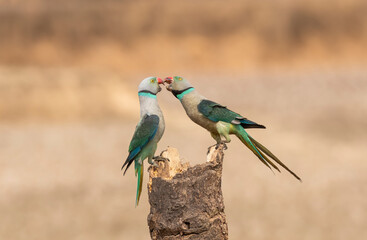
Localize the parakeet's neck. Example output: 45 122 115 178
138 94 162 117
177 88 207 125
171 87 194 101
177 88 205 102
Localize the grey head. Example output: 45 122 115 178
164 76 194 99
138 76 164 96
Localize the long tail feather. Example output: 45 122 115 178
249 136 302 181
235 126 273 170
252 144 281 172
135 162 144 206
235 125 301 181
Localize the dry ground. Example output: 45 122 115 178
1 67 366 239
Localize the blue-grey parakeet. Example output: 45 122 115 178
164 76 300 181
122 77 166 205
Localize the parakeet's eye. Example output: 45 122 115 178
178 77 182 81
151 79 155 83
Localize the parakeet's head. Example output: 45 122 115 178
138 77 164 96
164 76 193 93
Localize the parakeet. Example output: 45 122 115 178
164 76 301 181
122 77 165 205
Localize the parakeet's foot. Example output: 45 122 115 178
149 156 170 167
153 156 170 162
148 158 158 167
152 162 159 167
207 142 228 153
218 142 228 150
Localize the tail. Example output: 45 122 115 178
134 161 144 206
235 125 301 181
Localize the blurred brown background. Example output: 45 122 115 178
1 0 366 239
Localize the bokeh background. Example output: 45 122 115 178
1 0 367 239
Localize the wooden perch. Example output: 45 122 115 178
147 144 229 240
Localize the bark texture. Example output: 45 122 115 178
147 144 228 240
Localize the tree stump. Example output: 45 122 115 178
147 144 229 240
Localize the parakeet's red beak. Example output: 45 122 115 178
165 77 173 84
157 77 163 84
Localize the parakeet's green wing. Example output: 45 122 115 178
198 99 265 129
122 114 159 174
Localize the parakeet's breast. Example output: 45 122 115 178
139 96 165 143
180 92 217 133
156 113 165 140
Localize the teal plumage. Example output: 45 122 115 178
123 114 159 173
198 99 265 129
122 115 160 205
128 115 159 153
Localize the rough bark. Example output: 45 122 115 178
147 144 228 240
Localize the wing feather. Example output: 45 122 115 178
121 114 159 174
197 99 265 129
